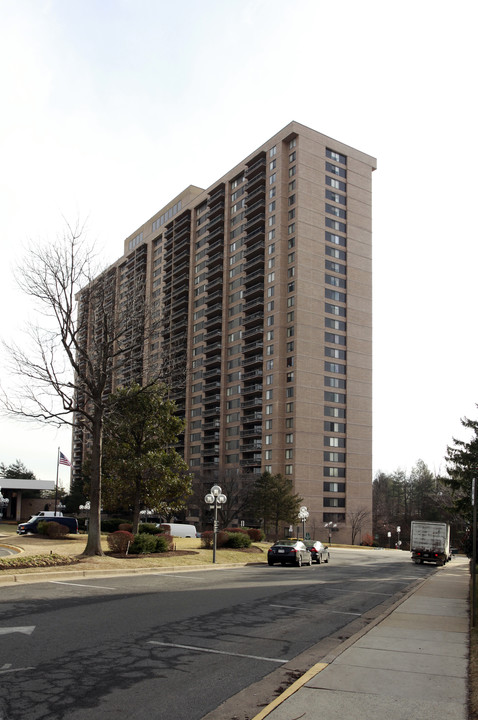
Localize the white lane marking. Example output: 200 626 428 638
270 604 297 610
0 664 35 675
148 641 288 664
152 574 209 580
270 604 361 616
0 626 35 636
48 581 116 589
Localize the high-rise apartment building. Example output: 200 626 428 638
73 121 376 543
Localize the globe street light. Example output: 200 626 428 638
204 484 227 563
298 506 309 540
324 521 337 545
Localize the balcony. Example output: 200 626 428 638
245 184 266 205
242 383 263 396
243 325 263 341
244 198 266 218
242 411 262 423
241 397 263 409
245 153 266 177
245 213 265 233
246 171 267 193
244 254 264 274
207 201 225 220
244 238 265 259
243 311 263 327
240 426 262 438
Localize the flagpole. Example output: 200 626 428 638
54 447 60 516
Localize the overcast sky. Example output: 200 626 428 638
0 0 476 487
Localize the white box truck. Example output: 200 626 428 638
410 521 451 566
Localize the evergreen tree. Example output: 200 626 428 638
444 412 478 525
248 471 303 538
0 460 36 479
102 382 193 533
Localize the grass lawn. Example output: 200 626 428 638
0 523 268 575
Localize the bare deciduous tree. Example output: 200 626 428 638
347 506 371 545
1 222 153 556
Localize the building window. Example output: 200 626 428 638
324 421 346 432
324 467 346 478
326 204 346 219
324 497 346 507
326 148 347 164
326 176 346 192
285 449 293 459
325 376 346 389
324 452 346 462
285 465 293 475
324 392 346 403
325 162 346 178
324 362 346 374
325 232 346 247
324 436 346 447
325 406 346 418
324 482 346 492
325 274 346 289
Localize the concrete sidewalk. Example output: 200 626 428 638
253 556 470 720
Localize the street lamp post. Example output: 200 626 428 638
204 484 227 564
324 521 337 545
298 506 309 539
397 525 401 550
472 478 477 627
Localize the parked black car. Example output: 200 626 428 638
267 539 312 567
305 540 330 564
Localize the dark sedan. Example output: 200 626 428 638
305 540 330 564
267 539 312 567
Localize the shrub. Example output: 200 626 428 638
246 528 264 542
101 518 130 533
225 532 252 549
129 533 157 554
45 522 70 539
224 527 248 535
118 523 133 532
138 523 159 535
156 533 174 552
107 530 134 554
361 533 375 547
37 521 49 536
200 530 229 549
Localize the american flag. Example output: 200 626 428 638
59 452 71 467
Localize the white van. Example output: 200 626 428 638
29 511 64 519
159 523 197 538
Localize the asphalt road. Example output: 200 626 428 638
0 548 437 720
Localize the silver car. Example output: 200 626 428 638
305 540 330 564
267 539 312 567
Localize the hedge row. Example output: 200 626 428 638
0 554 80 571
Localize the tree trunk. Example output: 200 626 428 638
82 407 104 556
132 486 141 534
